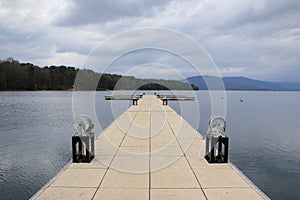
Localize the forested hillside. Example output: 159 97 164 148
0 58 197 91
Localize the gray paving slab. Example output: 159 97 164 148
33 95 268 200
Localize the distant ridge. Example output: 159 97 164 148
186 75 300 91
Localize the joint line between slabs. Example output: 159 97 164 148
166 116 209 200
91 110 139 199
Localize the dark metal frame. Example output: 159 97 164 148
72 133 95 163
132 99 138 105
162 99 168 105
205 135 229 163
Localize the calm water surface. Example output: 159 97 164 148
0 91 299 199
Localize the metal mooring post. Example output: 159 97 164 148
205 116 229 163
132 97 138 105
162 97 168 105
72 115 95 163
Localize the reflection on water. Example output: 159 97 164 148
0 92 73 200
0 91 299 200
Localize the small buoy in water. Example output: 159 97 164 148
240 98 244 102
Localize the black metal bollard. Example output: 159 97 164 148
132 98 138 105
162 99 168 105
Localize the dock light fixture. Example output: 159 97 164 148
205 116 229 163
72 115 95 163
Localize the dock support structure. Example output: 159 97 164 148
72 134 95 163
162 99 168 105
205 135 229 163
132 99 138 105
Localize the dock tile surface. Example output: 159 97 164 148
51 168 106 188
110 155 149 172
194 167 251 188
151 166 200 189
33 95 268 200
35 187 97 200
151 189 206 200
203 188 265 200
69 159 108 169
93 188 148 200
100 169 149 188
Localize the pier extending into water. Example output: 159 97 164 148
32 95 268 200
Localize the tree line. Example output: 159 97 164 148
0 58 198 91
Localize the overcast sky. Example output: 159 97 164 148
0 0 300 82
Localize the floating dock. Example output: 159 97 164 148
105 95 142 100
32 95 269 200
157 94 195 101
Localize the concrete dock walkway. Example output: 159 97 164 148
32 95 268 200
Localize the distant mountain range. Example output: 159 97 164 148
186 75 300 91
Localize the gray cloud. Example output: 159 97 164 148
54 0 172 26
0 0 299 81
209 0 300 30
103 49 195 79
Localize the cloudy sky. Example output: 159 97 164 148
0 0 300 81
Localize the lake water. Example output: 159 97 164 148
0 91 299 199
